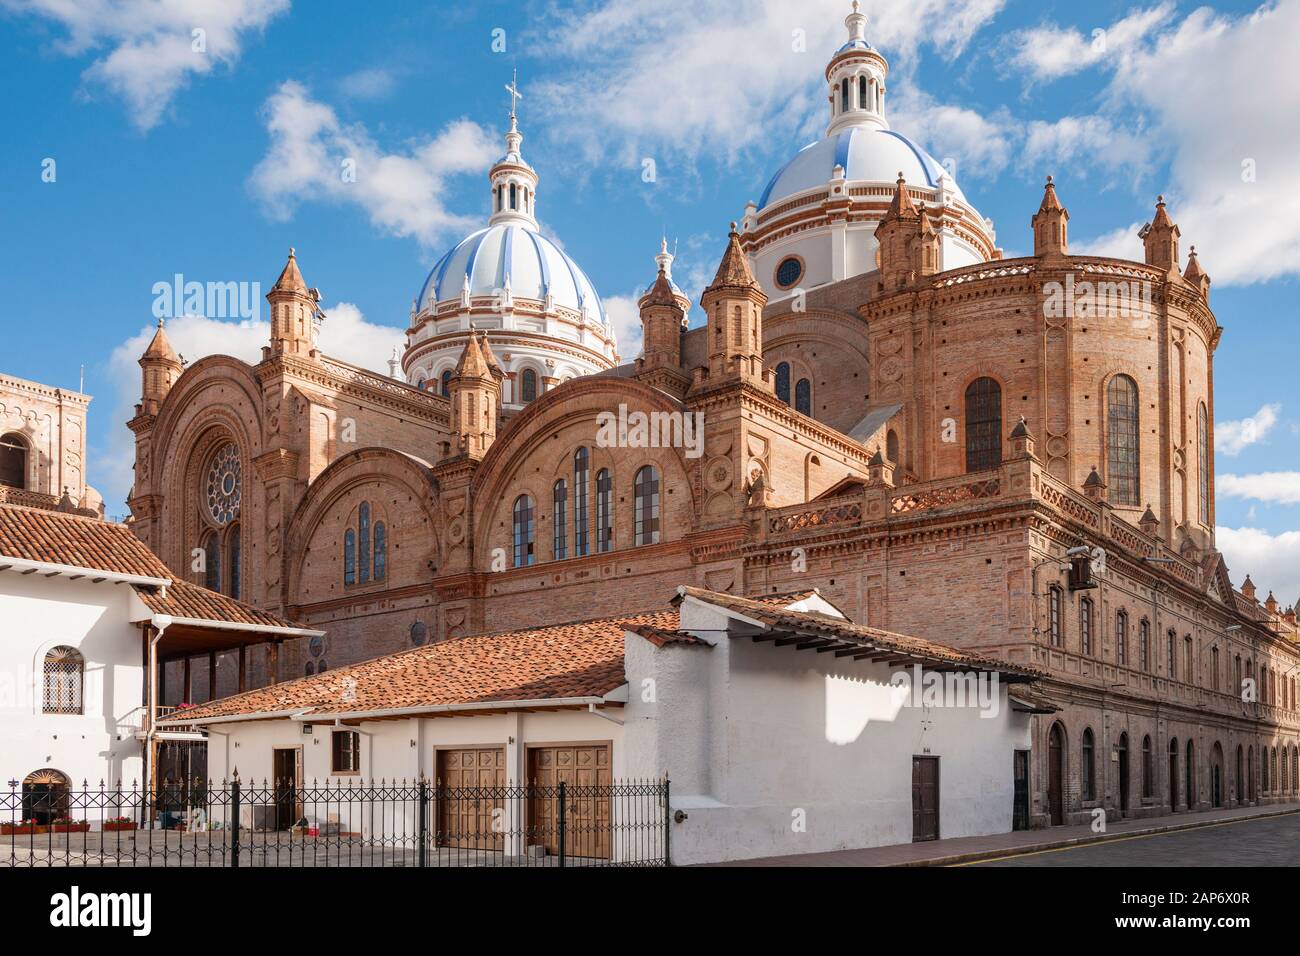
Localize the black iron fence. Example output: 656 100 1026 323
1 777 671 867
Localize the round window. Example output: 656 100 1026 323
205 442 241 525
775 256 803 289
410 621 427 646
309 635 324 658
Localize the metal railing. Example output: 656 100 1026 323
1 777 670 867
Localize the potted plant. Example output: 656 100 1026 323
1 820 48 835
51 817 90 833
103 816 137 832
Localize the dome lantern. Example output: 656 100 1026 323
825 1 890 136
488 70 539 229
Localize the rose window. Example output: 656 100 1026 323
205 442 241 525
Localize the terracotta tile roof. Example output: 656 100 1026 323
137 579 309 630
175 609 684 722
624 623 711 648
0 503 171 579
675 586 1046 679
754 588 824 607
0 503 310 634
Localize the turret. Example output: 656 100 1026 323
874 174 921 291
1032 175 1069 257
699 224 768 384
1140 196 1180 274
637 238 689 375
267 247 321 358
138 317 183 416
1183 245 1211 300
448 331 500 459
1241 574 1257 602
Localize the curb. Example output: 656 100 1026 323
897 806 1300 867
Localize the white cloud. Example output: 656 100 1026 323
3 0 289 130
1020 115 1151 180
603 294 643 362
99 304 404 513
528 0 1007 170
889 92 1014 181
1216 403 1281 456
1217 472 1300 505
1005 4 1174 81
339 67 396 101
1216 525 1300 607
249 81 498 248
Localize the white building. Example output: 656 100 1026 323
175 585 1052 864
0 501 319 825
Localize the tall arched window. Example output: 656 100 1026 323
795 378 811 415
203 532 221 593
573 448 590 557
1080 597 1094 656
1142 736 1154 797
886 429 899 465
840 77 849 111
520 368 538 403
1198 403 1210 525
1116 610 1128 666
553 479 568 560
596 468 613 553
1082 729 1096 801
634 465 660 546
858 75 867 110
344 529 356 585
43 646 84 714
227 523 241 600
358 502 371 584
1167 629 1176 678
1107 374 1140 505
512 494 535 567
0 432 27 488
441 370 453 397
373 521 387 581
509 182 517 210
1140 618 1150 671
964 377 1002 472
1048 584 1062 646
774 362 791 405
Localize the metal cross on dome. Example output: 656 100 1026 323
504 69 523 118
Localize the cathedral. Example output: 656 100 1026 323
126 4 1300 827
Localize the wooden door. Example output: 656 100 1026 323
1012 750 1029 831
527 744 611 859
272 747 301 830
435 747 505 850
1047 724 1064 826
1117 735 1130 816
911 756 939 842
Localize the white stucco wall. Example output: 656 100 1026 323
0 573 144 793
623 601 1033 865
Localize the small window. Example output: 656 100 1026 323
553 479 568 560
886 429 899 465
840 77 849 112
1184 635 1193 684
1142 736 1154 797
1080 598 1094 656
0 432 27 489
774 362 791 404
1140 618 1150 672
358 502 371 584
332 730 360 774
410 621 427 646
634 465 660 546
227 523 241 600
513 494 536 567
42 646 84 715
521 368 538 403
1116 610 1128 666
596 468 613 553
1048 585 1062 647
1081 729 1095 801
858 75 868 110
509 183 517 210
374 522 387 582
441 370 453 397
203 532 221 594
795 378 811 415
775 257 803 290
965 377 1002 472
573 448 590 557
344 529 356 585
1167 629 1177 678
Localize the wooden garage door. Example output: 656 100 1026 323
436 747 505 851
527 744 611 860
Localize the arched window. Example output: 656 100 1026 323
1211 646 1220 690
22 769 69 826
1142 736 1154 797
1185 635 1193 684
227 522 241 600
886 429 899 465
358 502 371 584
416 378 425 391
374 522 386 582
441 370 453 397
596 468 613 553
774 362 791 404
1140 618 1150 671
520 368 538 403
1047 585 1062 646
573 448 590 557
0 432 27 488
634 465 660 546
964 377 1002 472
512 494 535 567
203 532 221 593
1263 747 1270 792
1167 629 1177 678
1107 374 1140 505
344 529 356 585
553 479 568 560
1116 610 1128 666
509 182 517 210
858 75 867 110
1082 729 1096 801
795 378 812 415
42 646 84 714
305 661 315 676
840 77 849 112
1080 597 1094 656
1198 403 1210 525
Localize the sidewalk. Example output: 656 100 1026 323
720 801 1300 866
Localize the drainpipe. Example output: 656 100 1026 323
144 616 172 822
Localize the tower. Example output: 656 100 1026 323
874 174 921 291
1032 175 1069 257
636 239 691 394
267 247 321 358
1140 196 1180 274
448 331 500 459
138 318 183 417
489 71 539 230
700 224 768 384
825 1 890 136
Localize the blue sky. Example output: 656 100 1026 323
1 0 1297 597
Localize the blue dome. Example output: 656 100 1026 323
417 224 606 325
758 126 964 211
